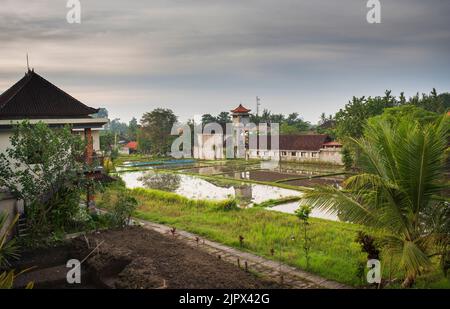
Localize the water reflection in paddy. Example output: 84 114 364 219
120 171 299 205
120 171 339 221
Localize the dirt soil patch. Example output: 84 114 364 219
12 227 281 289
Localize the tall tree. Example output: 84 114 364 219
140 108 178 156
335 90 398 140
201 114 217 127
128 117 139 141
109 118 129 141
216 112 231 130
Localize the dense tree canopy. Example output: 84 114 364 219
334 89 447 141
128 117 139 141
202 109 311 134
140 108 178 156
368 105 439 127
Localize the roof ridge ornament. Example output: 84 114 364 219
25 53 34 74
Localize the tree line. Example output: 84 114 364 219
96 89 449 158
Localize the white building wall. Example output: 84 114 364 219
1 127 103 160
0 131 12 155
249 148 342 165
318 149 343 165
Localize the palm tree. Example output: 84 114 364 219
300 116 449 287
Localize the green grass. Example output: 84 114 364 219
125 188 368 286
98 185 449 288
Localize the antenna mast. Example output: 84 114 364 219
256 96 261 116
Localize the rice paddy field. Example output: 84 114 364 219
98 184 449 288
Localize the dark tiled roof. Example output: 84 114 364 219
279 134 331 151
0 70 98 119
252 134 331 151
323 141 342 147
231 104 251 113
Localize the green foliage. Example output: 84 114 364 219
103 157 114 173
368 105 439 128
341 146 353 171
438 93 450 110
99 131 116 154
249 110 310 132
131 187 237 211
301 116 449 287
0 212 33 288
0 121 96 238
140 108 178 156
128 117 139 141
97 109 139 152
201 114 217 126
0 121 86 202
335 90 397 140
0 213 20 268
334 89 446 141
202 108 311 132
108 118 129 141
137 129 152 154
253 196 301 208
108 190 138 227
216 112 232 130
407 89 447 113
0 269 34 289
97 185 448 287
280 123 301 135
296 205 312 269
295 205 311 222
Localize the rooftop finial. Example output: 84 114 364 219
26 53 30 72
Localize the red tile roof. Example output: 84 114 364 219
231 104 251 114
125 141 138 150
0 70 99 119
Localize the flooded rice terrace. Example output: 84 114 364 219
119 160 343 221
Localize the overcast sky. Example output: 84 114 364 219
0 0 449 123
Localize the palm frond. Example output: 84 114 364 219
300 185 377 226
0 213 20 268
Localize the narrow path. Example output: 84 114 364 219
133 217 350 289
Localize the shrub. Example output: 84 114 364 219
0 121 98 238
107 190 138 227
295 205 312 269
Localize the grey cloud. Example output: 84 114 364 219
0 0 449 123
